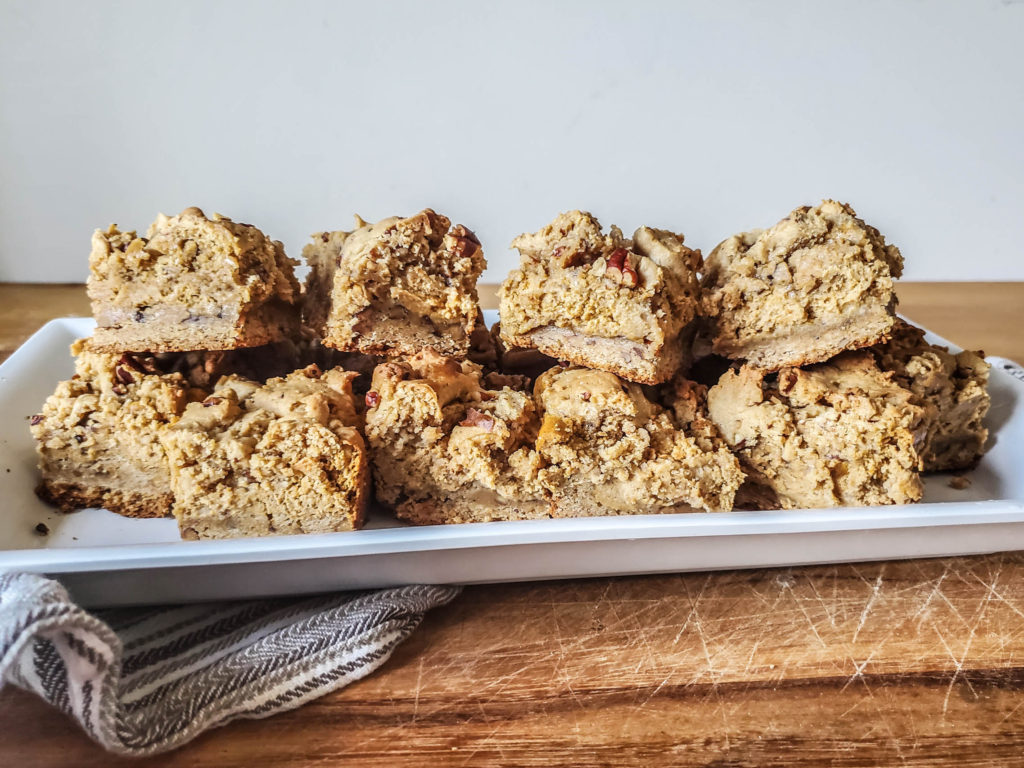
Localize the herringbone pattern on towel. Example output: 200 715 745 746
0 572 459 755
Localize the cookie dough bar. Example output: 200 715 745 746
702 200 903 371
499 211 701 385
364 350 550 524
161 365 369 539
88 207 301 353
31 340 196 518
364 349 743 525
707 353 925 509
303 210 485 358
534 367 744 517
870 320 990 471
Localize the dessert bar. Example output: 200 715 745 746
870 320 990 471
32 340 196 518
161 365 368 539
499 211 701 385
702 200 903 371
304 210 485 358
707 353 925 509
364 350 744 525
89 207 300 353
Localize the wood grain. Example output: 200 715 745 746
0 284 89 362
2 282 1024 766
4 558 1024 766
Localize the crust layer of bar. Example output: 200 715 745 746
35 481 172 519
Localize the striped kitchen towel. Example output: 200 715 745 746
0 572 460 756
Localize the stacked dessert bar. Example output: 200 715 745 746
700 201 990 508
32 207 368 537
31 200 992 540
363 209 745 525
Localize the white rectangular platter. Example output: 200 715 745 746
2 314 1023 607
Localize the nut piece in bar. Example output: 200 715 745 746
869 320 990 472
707 353 925 509
161 365 368 539
499 211 702 385
88 207 301 353
303 210 486 358
31 339 196 518
702 200 903 371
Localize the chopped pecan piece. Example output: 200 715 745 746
450 225 482 260
118 353 146 373
605 248 639 288
948 475 971 490
113 366 135 385
550 244 595 269
777 370 798 395
623 263 640 287
118 353 160 375
460 407 495 431
451 224 480 246
607 247 627 271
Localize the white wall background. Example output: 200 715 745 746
1 0 1022 283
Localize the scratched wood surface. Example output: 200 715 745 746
1 282 1024 767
